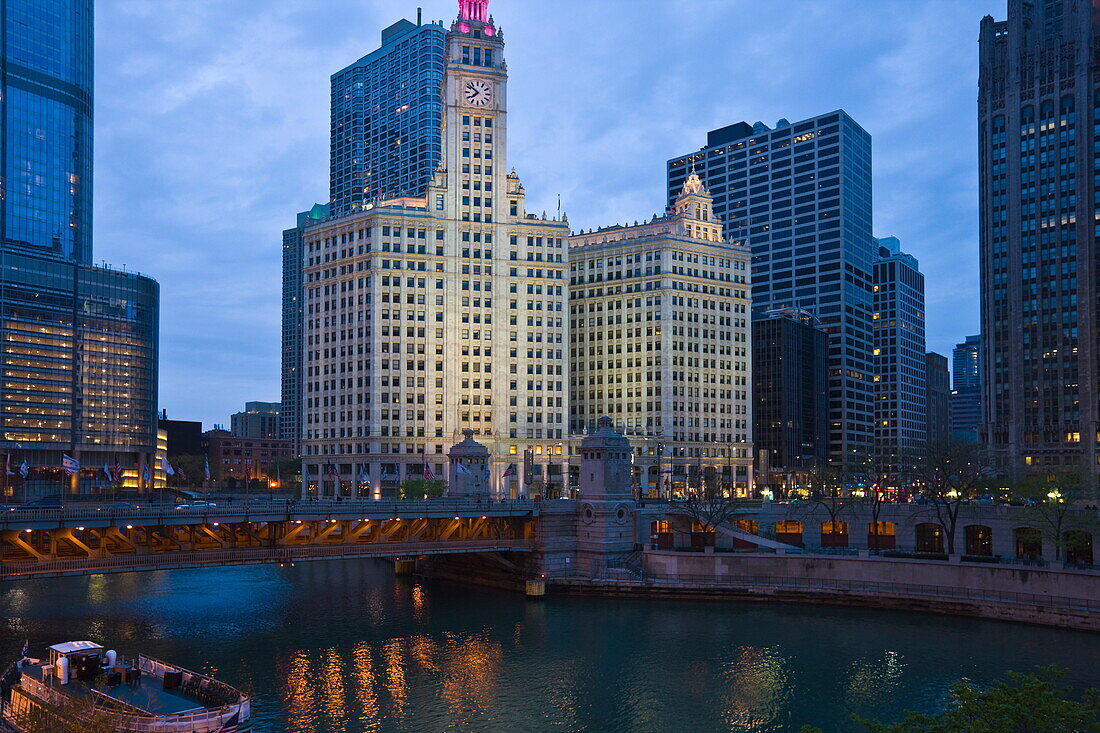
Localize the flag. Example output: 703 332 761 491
160 457 174 476
456 463 472 476
21 640 28 657
19 460 29 479
142 465 151 483
217 711 240 733
423 464 436 481
327 464 340 479
203 457 211 482
103 464 113 481
5 455 12 476
62 455 80 476
176 466 188 482
302 464 311 482
502 464 515 478
112 462 124 482
358 466 370 484
243 460 252 481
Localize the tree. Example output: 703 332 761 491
168 454 206 487
678 479 752 543
852 448 904 549
912 441 997 555
1015 477 1099 562
856 666 1100 733
792 465 851 543
399 478 446 498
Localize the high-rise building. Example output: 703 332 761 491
0 0 160 496
925 352 950 447
569 173 754 496
2 0 93 264
300 1 570 498
668 112 876 467
979 1 1100 479
281 204 327 452
951 335 982 444
872 237 927 464
231 402 282 440
329 16 447 217
752 307 828 483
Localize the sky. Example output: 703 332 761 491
93 0 1005 428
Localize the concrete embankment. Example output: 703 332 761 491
551 552 1100 632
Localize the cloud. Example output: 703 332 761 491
93 0 1003 425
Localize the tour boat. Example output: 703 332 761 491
1 640 250 732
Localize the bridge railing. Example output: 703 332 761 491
0 538 536 579
0 497 539 525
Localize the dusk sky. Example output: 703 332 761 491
93 0 1004 428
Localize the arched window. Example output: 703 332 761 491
1014 527 1043 561
820 520 849 548
1064 531 1093 566
868 521 896 551
915 523 944 554
965 525 993 557
732 519 758 549
775 520 803 547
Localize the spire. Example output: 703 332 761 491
680 168 707 198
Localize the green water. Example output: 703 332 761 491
0 560 1096 732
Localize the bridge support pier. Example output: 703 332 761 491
524 579 545 599
394 559 416 576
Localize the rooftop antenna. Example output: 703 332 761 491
417 7 422 26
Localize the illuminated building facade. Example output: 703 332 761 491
872 236 927 465
330 16 446 217
951 334 982 444
0 0 160 495
300 1 570 497
979 1 1100 479
668 112 876 467
568 173 754 495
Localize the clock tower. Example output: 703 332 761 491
442 0 508 216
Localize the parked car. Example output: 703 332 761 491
21 498 64 509
107 501 139 510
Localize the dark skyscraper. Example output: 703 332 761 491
0 0 160 492
951 335 982 444
925 352 950 447
669 112 876 466
752 308 828 478
1 0 94 264
873 237 927 464
329 17 446 217
979 1 1099 480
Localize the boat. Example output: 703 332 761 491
1 641 250 732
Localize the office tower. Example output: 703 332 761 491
0 0 160 495
231 402 282 440
925 353 950 446
281 204 327 452
752 307 828 486
329 15 447 217
2 0 93 264
569 174 754 496
980 1 1099 478
872 237 927 464
300 1 570 498
669 112 876 467
951 334 982 444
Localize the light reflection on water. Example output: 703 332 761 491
0 560 1097 732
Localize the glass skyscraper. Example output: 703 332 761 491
951 334 982 444
2 0 94 264
668 112 877 466
979 0 1099 480
0 0 160 495
329 17 446 217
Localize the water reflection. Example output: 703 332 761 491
0 561 1098 733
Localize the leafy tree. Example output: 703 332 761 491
168 454 206 487
1014 479 1099 562
859 666 1100 733
399 478 446 498
912 441 997 555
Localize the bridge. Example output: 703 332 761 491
0 499 539 580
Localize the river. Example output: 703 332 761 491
0 560 1097 732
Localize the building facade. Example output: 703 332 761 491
951 334 982 444
2 0 93 264
925 352 951 446
752 307 828 485
569 173 754 496
979 1 1100 479
300 2 570 498
872 236 927 465
668 112 876 467
158 411 203 456
329 17 447 217
281 205 327 452
202 431 293 483
231 402 281 440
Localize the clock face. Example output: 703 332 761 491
464 79 493 107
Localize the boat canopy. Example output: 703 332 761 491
47 641 102 655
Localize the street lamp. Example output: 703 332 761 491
1047 489 1063 503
